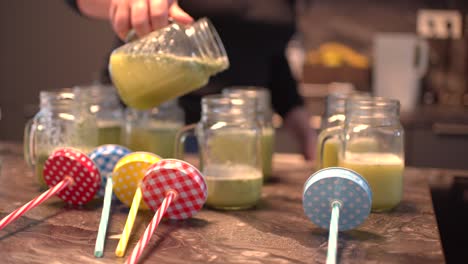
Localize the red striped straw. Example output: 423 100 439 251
0 177 73 230
125 191 177 264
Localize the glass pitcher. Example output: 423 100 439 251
318 97 405 212
109 17 229 110
24 89 98 189
78 84 124 145
176 94 262 210
122 99 184 158
222 86 275 181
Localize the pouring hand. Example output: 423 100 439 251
110 0 193 41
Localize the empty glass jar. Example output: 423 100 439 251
24 88 98 189
121 99 184 158
176 94 262 210
222 86 275 181
109 17 229 109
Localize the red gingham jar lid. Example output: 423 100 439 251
141 159 207 220
43 148 101 205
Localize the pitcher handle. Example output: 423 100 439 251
416 39 429 78
175 123 197 160
316 126 342 169
23 119 37 167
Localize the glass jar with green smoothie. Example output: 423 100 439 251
84 84 124 145
109 17 229 110
176 94 262 210
122 99 184 158
222 86 275 181
24 89 98 189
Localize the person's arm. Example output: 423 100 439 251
268 49 316 161
76 0 111 19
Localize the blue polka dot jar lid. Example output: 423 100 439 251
89 144 132 197
303 167 372 231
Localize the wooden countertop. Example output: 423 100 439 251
0 142 444 263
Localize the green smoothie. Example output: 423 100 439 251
204 164 262 210
109 52 227 109
97 120 122 145
124 122 182 158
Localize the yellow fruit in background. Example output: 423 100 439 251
305 42 370 68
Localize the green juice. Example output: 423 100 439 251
261 127 275 180
97 121 122 145
208 129 260 168
124 122 182 158
35 154 50 190
109 53 226 109
204 164 263 210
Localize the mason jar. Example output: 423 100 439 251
85 84 124 145
176 94 262 210
319 97 405 212
24 89 98 189
222 86 275 181
121 99 184 158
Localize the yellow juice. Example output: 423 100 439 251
318 138 340 169
261 127 275 180
316 137 380 169
339 152 404 212
123 122 182 158
109 53 226 109
97 120 121 145
204 164 262 210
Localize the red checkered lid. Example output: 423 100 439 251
141 159 207 220
43 148 101 205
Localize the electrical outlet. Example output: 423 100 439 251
417 9 462 39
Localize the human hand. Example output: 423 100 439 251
109 0 193 41
282 106 317 161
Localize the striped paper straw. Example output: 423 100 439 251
0 177 72 230
125 191 177 264
115 187 143 257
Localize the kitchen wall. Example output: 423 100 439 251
0 0 467 142
0 0 115 141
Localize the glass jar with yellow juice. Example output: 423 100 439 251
319 97 405 212
24 89 98 189
176 95 262 210
122 99 184 158
109 18 229 110
316 90 371 169
222 86 275 181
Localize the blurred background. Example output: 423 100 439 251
0 0 467 261
1 0 468 169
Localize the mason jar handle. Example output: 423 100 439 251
317 126 342 169
23 119 37 167
175 123 197 160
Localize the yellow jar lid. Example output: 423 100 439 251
112 152 161 209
